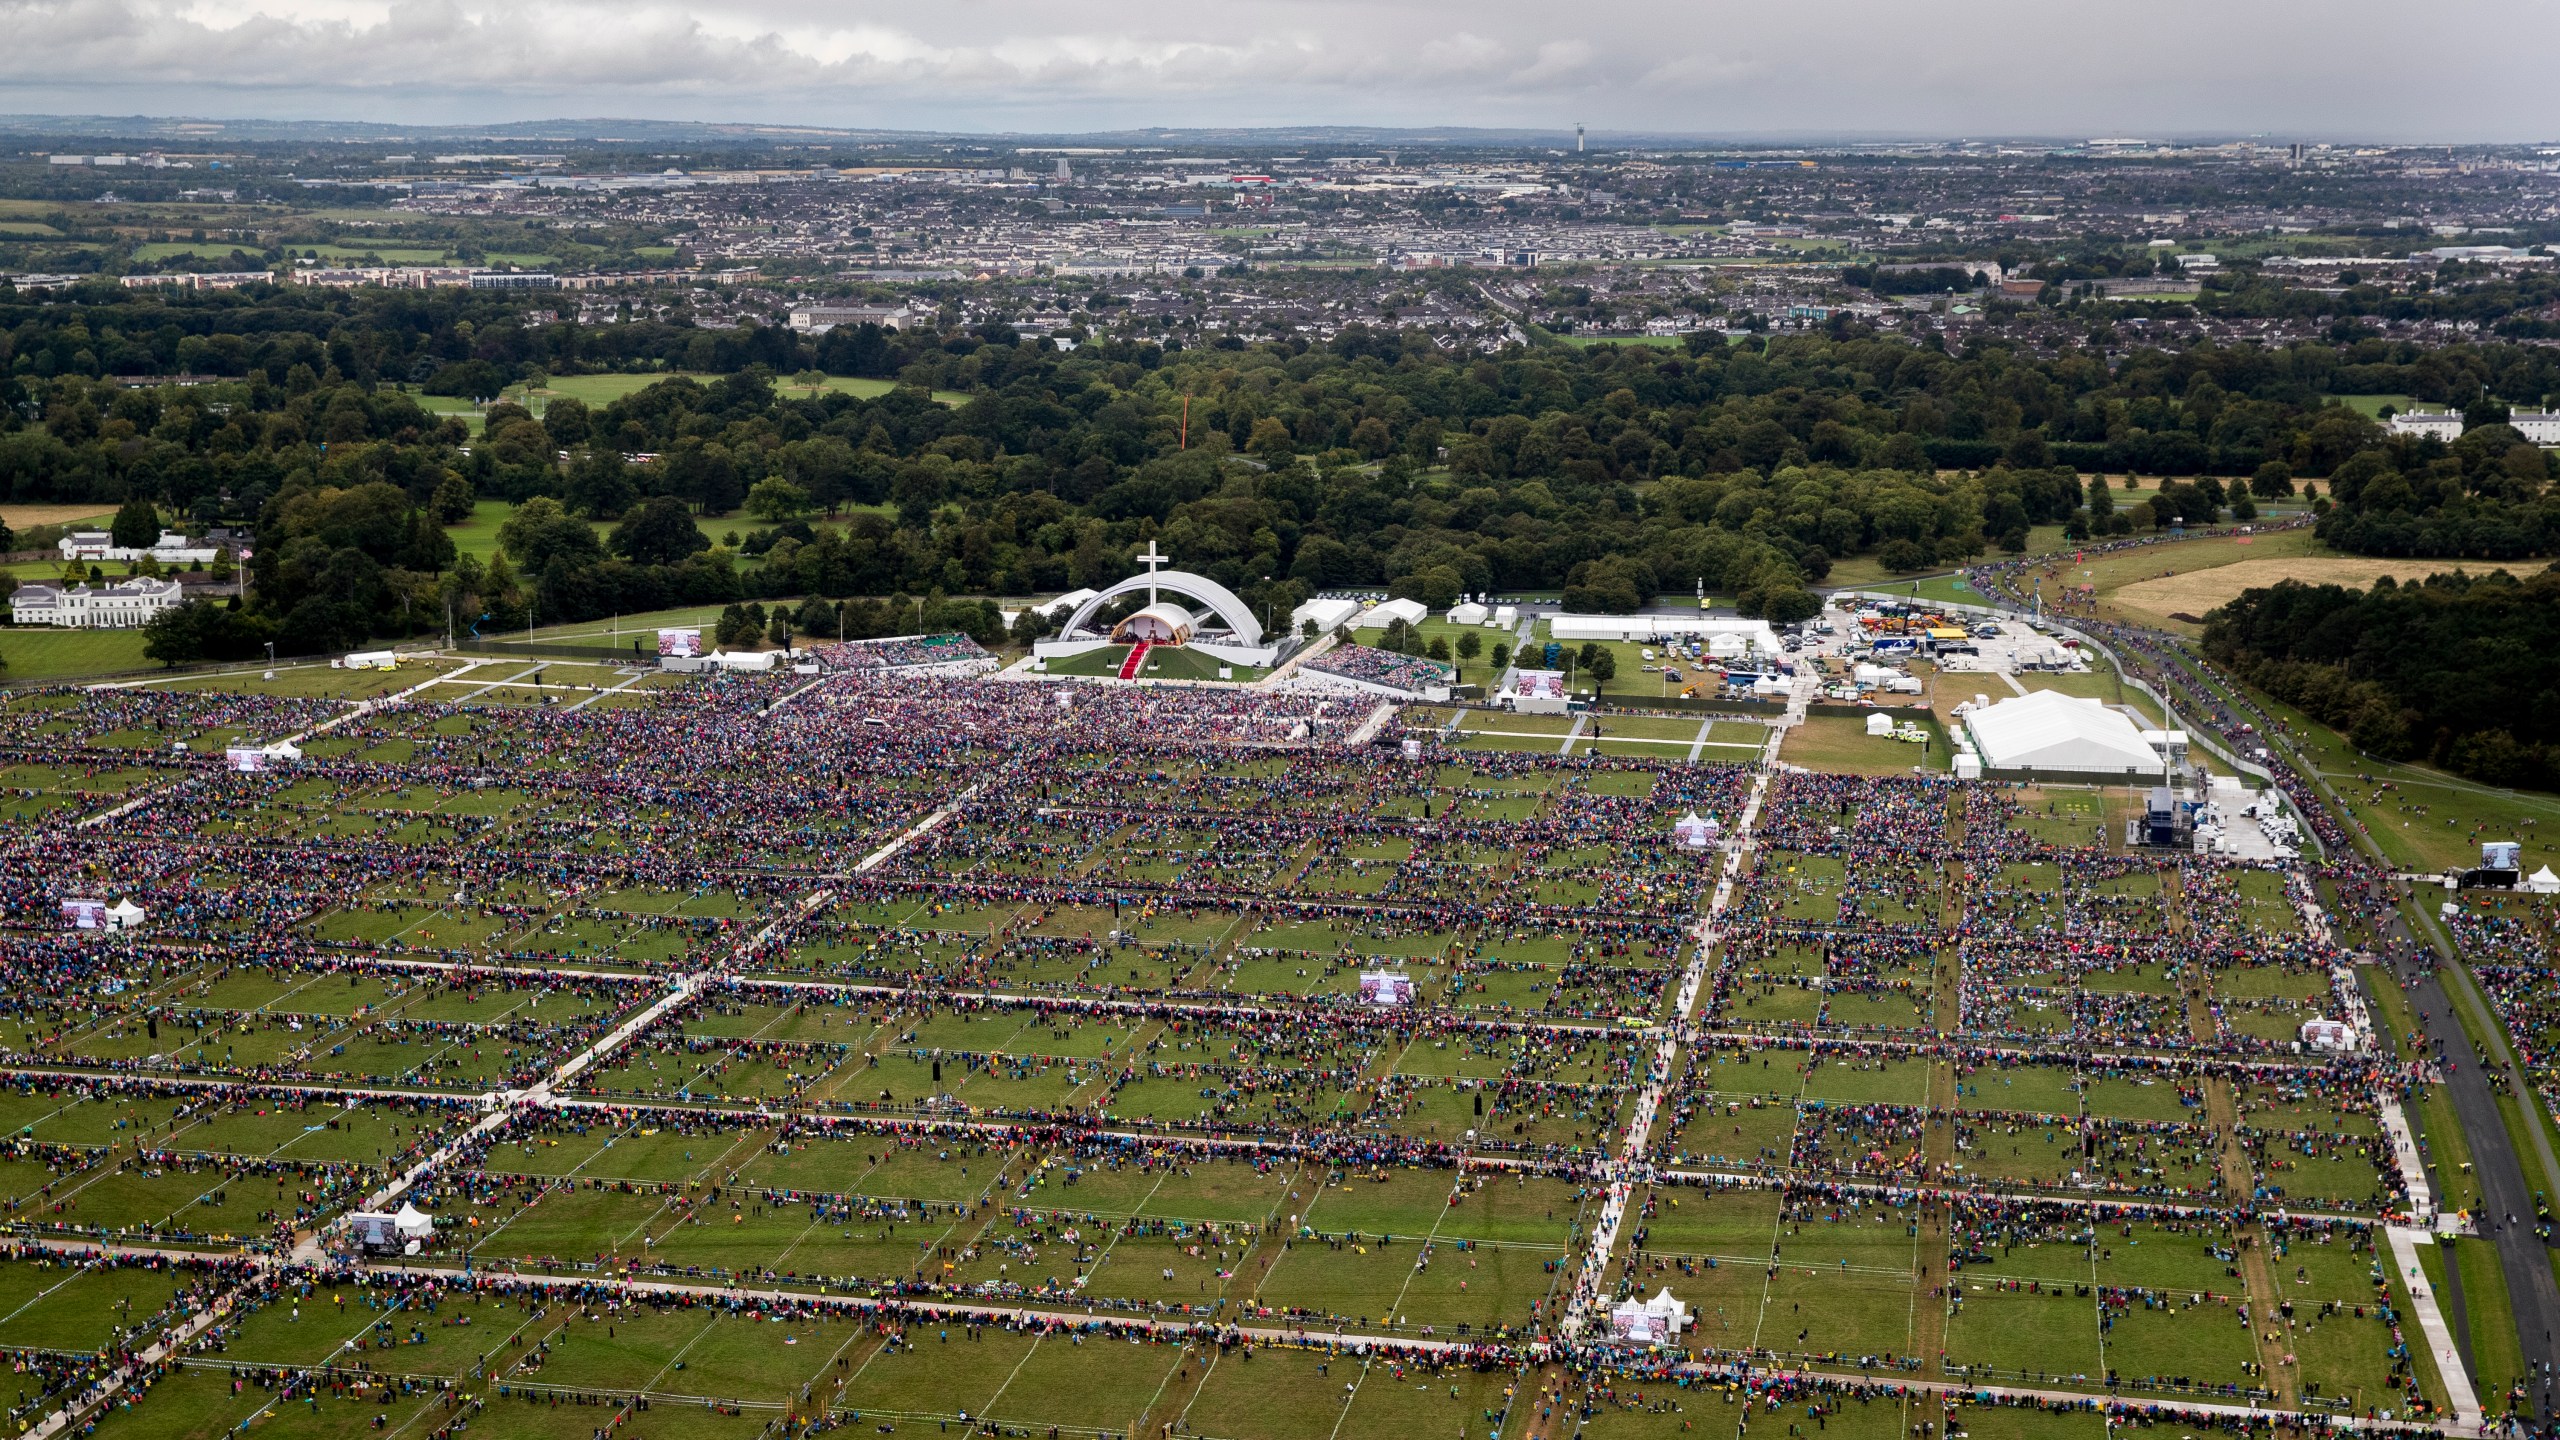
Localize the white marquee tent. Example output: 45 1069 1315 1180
1354 598 1429 630
1292 597 1362 634
1961 691 2168 777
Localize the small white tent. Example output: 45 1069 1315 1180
1446 602 1490 626
1608 1288 1692 1344
2529 865 2560 896
104 899 144 932
393 1202 434 1240
1865 712 1895 737
1672 812 1715 850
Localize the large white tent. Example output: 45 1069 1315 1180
1291 597 1362 634
1355 598 1429 630
1962 691 2168 777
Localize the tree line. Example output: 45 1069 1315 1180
2201 567 2560 787
0 286 2549 663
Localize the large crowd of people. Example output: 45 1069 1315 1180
0 643 2468 1430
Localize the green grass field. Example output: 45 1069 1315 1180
1041 644 1265 682
0 625 153 680
529 373 967 409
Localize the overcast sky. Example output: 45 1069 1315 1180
0 0 2536 140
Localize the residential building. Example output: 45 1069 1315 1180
9 577 185 629
2386 409 2465 442
57 529 222 565
2506 411 2560 445
787 303 916 334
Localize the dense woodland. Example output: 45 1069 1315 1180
2203 568 2560 785
0 284 2555 658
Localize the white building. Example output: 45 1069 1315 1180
2509 411 2560 446
1549 614 1781 652
1961 690 2170 778
2385 410 2464 442
9 576 184 629
786 303 917 334
56 529 221 565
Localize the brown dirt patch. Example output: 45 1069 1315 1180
2113 556 2550 621
0 505 112 530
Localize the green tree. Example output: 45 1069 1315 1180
1584 645 1616 694
430 473 478 524
611 496 710 566
110 496 159 550
496 497 604 571
1455 631 1482 664
142 599 272 667
746 478 815 524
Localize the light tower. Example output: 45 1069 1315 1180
1576 124 1585 154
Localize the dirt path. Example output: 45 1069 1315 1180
2171 868 2297 1405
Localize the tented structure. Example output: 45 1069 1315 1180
1354 598 1429 630
1961 691 2168 777
393 1202 434 1240
1864 712 1894 736
1029 588 1100 619
1446 602 1490 626
2530 866 2560 895
104 899 144 932
1672 812 1717 851
1608 1288 1692 1345
1292 597 1362 634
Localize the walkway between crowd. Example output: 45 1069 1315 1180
1561 665 1800 1341
2386 1224 2485 1427
1252 632 1338 690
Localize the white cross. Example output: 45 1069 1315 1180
1136 539 1168 606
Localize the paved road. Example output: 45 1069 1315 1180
2372 931 2560 1418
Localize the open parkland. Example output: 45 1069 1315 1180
0 614 2495 1440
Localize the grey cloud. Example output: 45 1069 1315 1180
0 0 2542 137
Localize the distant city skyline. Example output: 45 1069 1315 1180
0 0 2543 140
